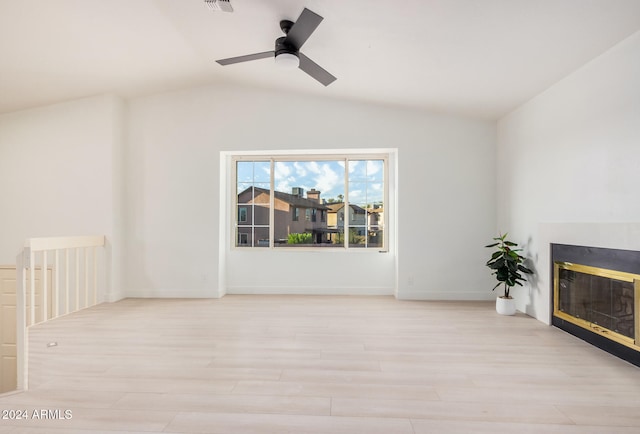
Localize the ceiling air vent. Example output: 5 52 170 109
204 0 233 13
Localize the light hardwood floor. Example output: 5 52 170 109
1 295 640 433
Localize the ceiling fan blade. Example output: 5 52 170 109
216 51 274 66
298 53 336 86
284 8 323 49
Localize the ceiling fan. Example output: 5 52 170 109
215 8 337 86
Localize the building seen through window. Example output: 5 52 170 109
235 156 386 249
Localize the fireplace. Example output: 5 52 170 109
551 244 640 367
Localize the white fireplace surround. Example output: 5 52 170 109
526 223 640 325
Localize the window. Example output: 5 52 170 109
238 207 247 223
347 160 384 248
236 161 270 248
233 153 388 250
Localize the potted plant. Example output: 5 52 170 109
485 233 533 315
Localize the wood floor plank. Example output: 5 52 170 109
232 379 440 400
410 418 640 434
164 412 415 434
331 397 575 424
112 392 331 416
0 295 639 433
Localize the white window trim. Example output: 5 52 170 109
225 148 396 253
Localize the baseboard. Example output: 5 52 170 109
122 288 224 299
226 286 394 296
118 288 491 299
396 289 494 301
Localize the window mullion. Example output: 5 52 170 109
252 164 256 247
269 158 275 248
383 157 389 252
344 157 349 250
364 162 368 249
232 157 238 248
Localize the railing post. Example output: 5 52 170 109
16 248 28 390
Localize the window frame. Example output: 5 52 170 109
231 151 390 252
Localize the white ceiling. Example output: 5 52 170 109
1 0 640 119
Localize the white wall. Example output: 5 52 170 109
0 94 126 302
219 148 398 296
127 84 496 299
2 32 638 314
497 31 640 322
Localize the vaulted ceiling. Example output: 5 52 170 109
1 0 640 119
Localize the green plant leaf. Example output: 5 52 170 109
507 250 520 260
490 251 502 260
486 233 533 293
518 265 534 274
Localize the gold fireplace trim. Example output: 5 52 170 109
554 262 640 351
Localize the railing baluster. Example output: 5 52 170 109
93 246 98 305
65 249 70 315
42 250 48 323
75 247 80 311
29 249 35 327
54 249 60 318
84 247 89 308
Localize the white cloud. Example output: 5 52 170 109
274 162 291 181
366 160 382 177
273 160 351 200
348 189 364 203
368 183 384 203
261 165 271 178
313 163 341 193
305 161 321 174
348 160 359 173
294 162 307 176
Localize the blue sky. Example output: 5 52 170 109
237 159 384 206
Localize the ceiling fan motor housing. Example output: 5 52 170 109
275 19 298 57
275 36 298 57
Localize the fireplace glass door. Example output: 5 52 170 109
554 262 640 349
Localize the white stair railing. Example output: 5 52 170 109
15 235 106 390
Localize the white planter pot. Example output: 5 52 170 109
496 296 516 315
